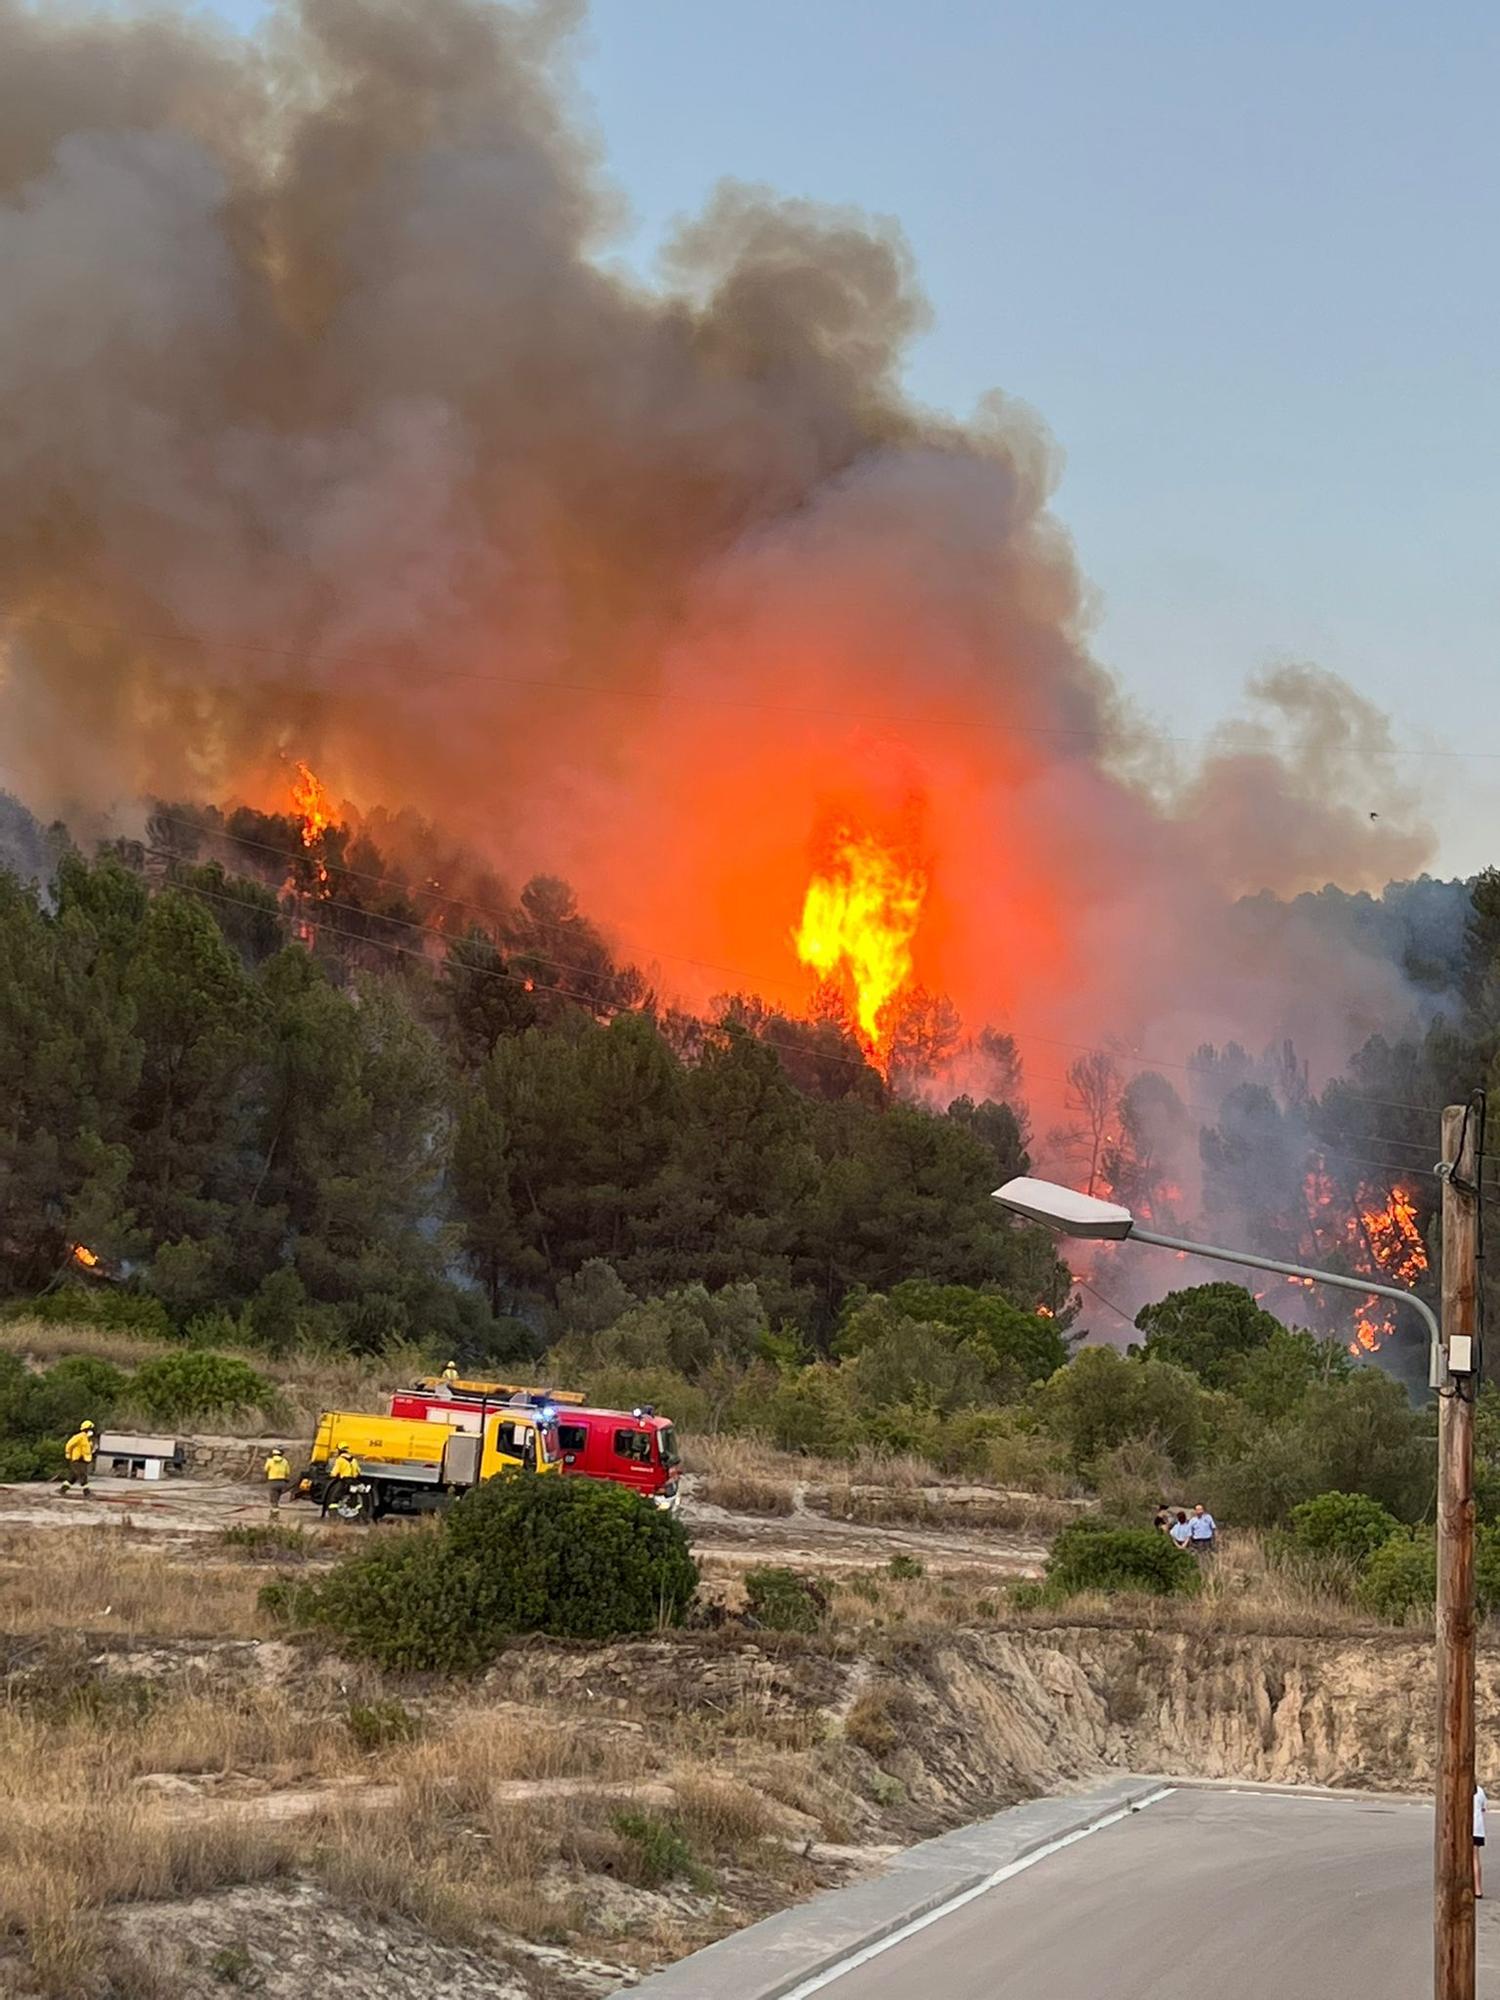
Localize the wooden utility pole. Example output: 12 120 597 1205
1436 1100 1480 2000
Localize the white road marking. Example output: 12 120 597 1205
778 1787 1178 2000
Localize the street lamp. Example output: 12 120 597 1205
992 1167 1471 2000
990 1175 1440 1363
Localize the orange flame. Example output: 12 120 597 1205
793 821 927 1063
290 762 332 890
1304 1162 1429 1354
70 1244 100 1270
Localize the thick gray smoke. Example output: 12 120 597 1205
0 0 1443 1110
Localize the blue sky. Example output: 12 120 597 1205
212 0 1500 871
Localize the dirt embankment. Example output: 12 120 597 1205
0 1614 1476 2000
488 1621 1488 1835
840 1625 1474 1806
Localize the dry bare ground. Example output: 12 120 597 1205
0 1348 1466 1998
0 1507 1477 2000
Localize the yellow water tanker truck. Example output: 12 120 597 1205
300 1406 561 1521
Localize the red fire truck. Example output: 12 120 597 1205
553 1405 681 1511
390 1378 681 1511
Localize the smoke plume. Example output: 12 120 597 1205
0 0 1442 1115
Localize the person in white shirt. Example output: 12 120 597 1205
1475 1785 1487 1898
1188 1504 1217 1556
1169 1510 1193 1550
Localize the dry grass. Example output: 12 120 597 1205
990 1530 1415 1642
0 1528 272 1640
817 1481 1080 1538
262 1342 434 1433
697 1474 797 1516
383 1705 647 1800
688 1433 1080 1536
0 1735 304 1998
0 1317 171 1373
824 1565 1009 1636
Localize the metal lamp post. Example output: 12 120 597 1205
992 1162 1473 2000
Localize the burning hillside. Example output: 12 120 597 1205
0 0 1458 1359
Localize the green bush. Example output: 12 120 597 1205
743 1565 827 1633
9 1290 173 1339
299 1475 698 1673
0 1437 66 1482
298 1532 495 1673
1045 1521 1201 1599
346 1699 421 1751
442 1474 699 1639
257 1577 312 1625
1290 1491 1402 1565
18 1356 128 1438
1358 1534 1435 1622
128 1350 272 1423
888 1554 925 1581
610 1809 711 1890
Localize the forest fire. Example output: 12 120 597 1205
290 762 333 890
793 820 928 1065
1303 1163 1430 1354
69 1245 99 1271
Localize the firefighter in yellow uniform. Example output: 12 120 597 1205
321 1444 361 1518
441 1360 460 1384
60 1420 97 1496
264 1447 292 1511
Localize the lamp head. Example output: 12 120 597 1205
991 1176 1135 1241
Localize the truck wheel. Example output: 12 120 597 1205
333 1482 374 1524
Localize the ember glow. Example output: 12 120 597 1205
70 1245 99 1270
793 820 928 1063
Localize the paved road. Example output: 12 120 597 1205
807 1788 1500 2000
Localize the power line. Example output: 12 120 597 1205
1070 1274 1141 1331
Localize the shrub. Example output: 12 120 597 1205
9 1289 173 1339
128 1350 273 1423
0 1437 65 1482
442 1475 699 1638
17 1355 129 1438
1358 1525 1500 1624
888 1554 925 1581
1290 1491 1402 1566
299 1475 698 1673
744 1565 828 1633
257 1577 313 1625
610 1809 711 1891
1045 1521 1201 1599
299 1532 495 1673
1359 1534 1435 1622
346 1699 421 1751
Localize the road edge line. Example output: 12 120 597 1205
774 1786 1176 2000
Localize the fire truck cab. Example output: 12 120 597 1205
554 1405 681 1512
